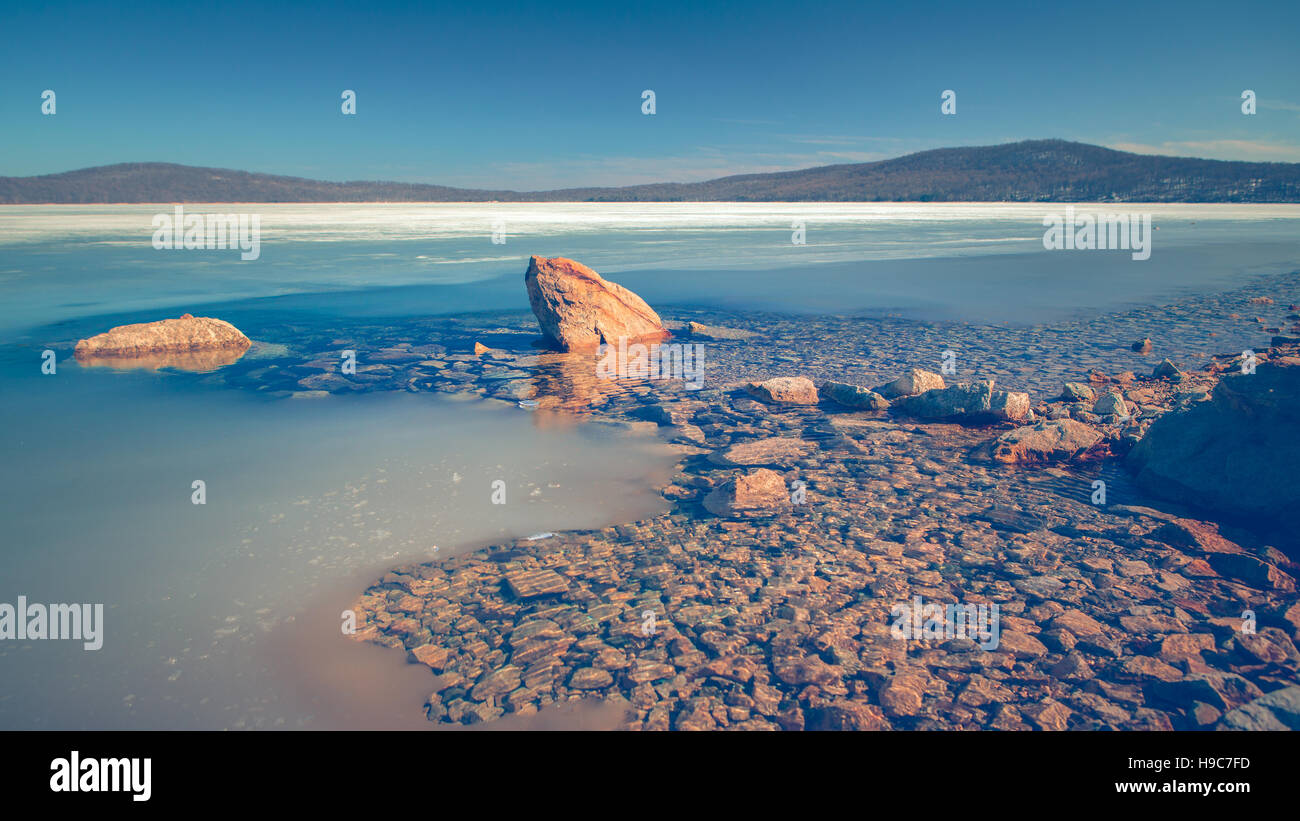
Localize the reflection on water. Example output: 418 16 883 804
74 347 250 372
525 351 641 415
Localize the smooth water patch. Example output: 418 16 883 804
0 367 676 729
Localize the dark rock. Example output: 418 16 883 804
1127 361 1300 546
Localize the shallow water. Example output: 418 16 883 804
0 363 676 729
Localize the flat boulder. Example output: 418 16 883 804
745 377 818 405
75 314 251 360
524 256 669 351
988 419 1108 464
709 437 815 467
702 469 792 517
893 380 1031 423
684 321 757 340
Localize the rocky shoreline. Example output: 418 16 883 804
55 267 1300 730
346 340 1300 731
337 272 1299 732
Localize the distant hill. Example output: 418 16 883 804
3 140 1299 203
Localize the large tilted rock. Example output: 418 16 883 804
75 313 251 359
1127 361 1300 541
988 419 1108 464
893 380 1031 423
703 469 792 517
524 256 669 351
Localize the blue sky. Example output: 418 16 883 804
2 0 1298 188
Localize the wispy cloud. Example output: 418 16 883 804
1260 99 1300 113
1108 139 1300 163
711 117 784 126
779 135 902 146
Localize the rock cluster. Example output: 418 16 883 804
162 268 1300 731
348 340 1300 731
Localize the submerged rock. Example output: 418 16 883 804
708 437 815 467
683 321 757 341
988 419 1108 464
75 313 251 363
524 256 669 351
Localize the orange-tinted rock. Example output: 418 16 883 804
409 644 452 671
1050 609 1107 639
524 256 669 351
879 675 926 717
75 314 251 361
503 568 570 599
569 667 614 690
702 469 792 517
988 419 1108 464
745 377 819 405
